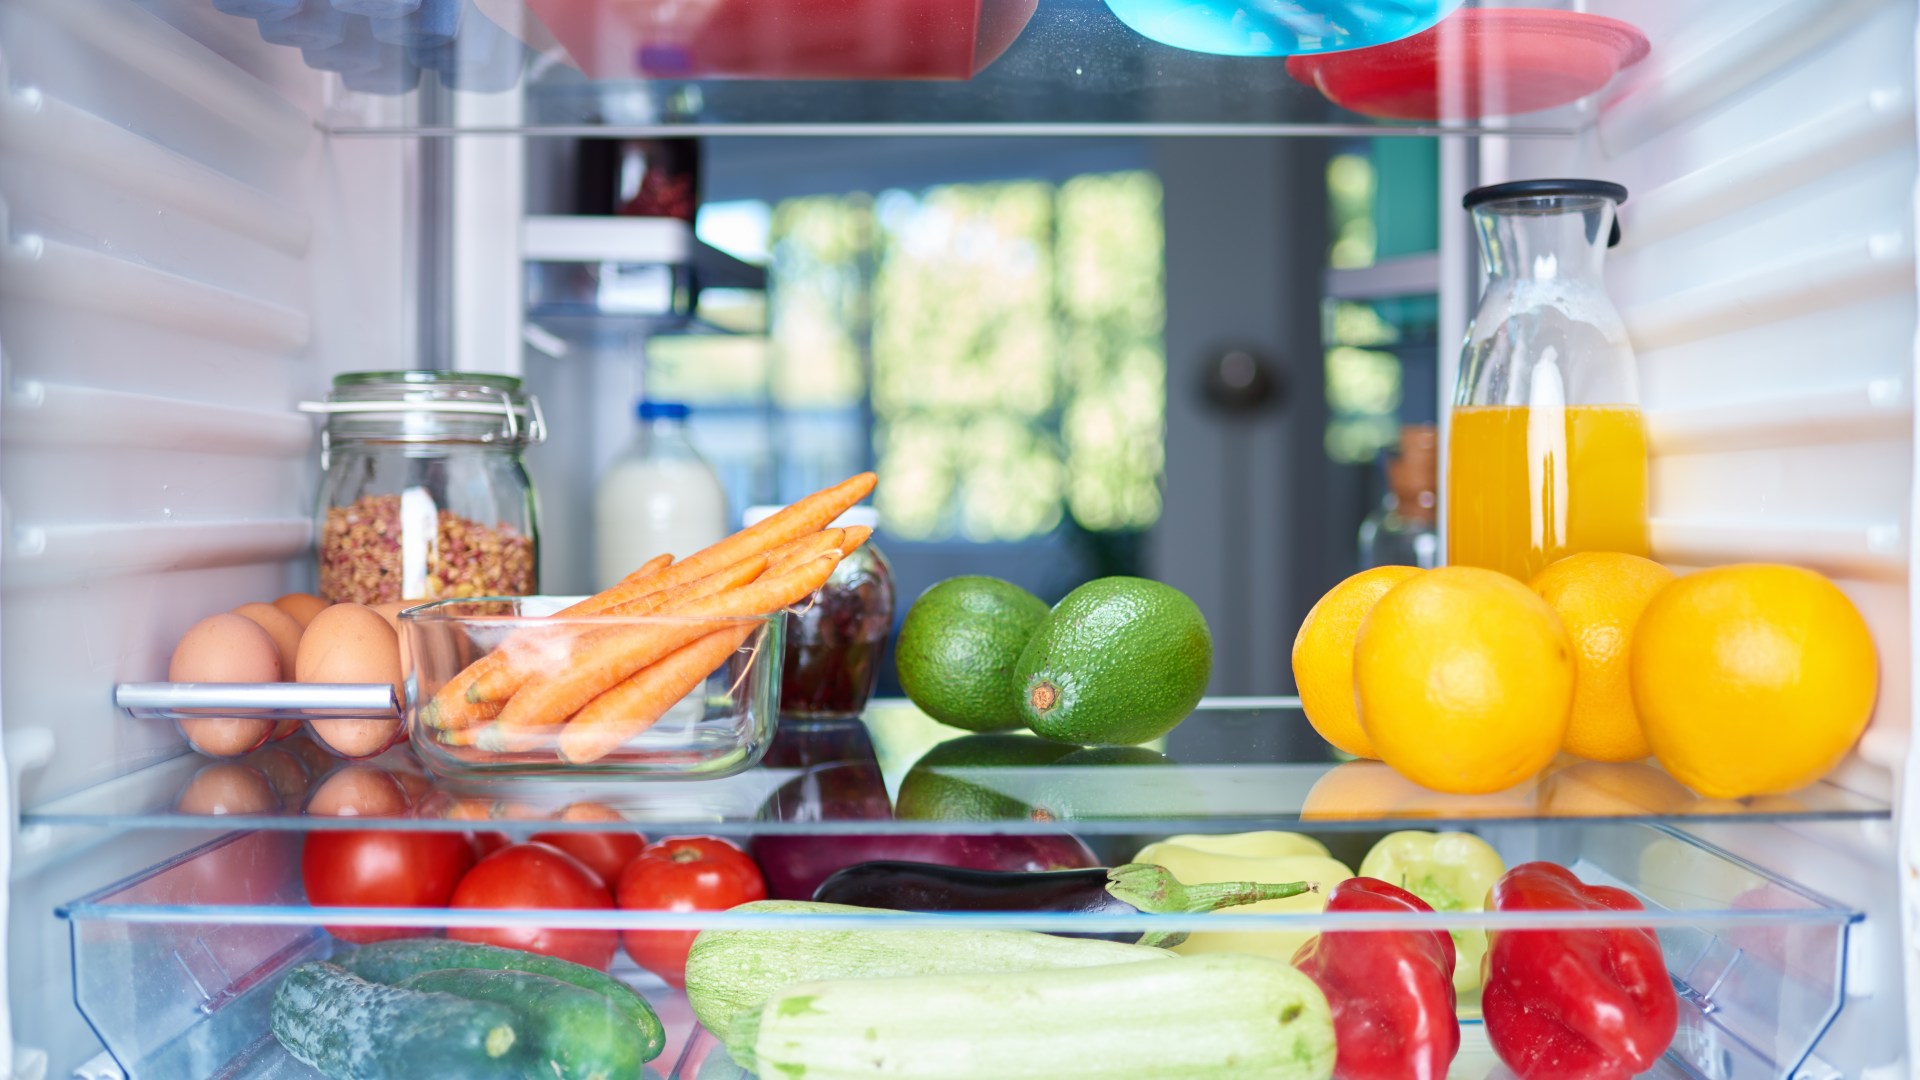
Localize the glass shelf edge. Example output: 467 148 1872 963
317 121 1585 139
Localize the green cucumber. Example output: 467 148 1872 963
734 952 1336 1080
270 961 521 1080
399 968 646 1080
338 938 665 1061
683 900 1172 1045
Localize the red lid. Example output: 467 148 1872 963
1285 9 1650 122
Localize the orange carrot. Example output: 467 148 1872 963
559 623 760 764
616 552 674 587
486 554 843 746
560 473 874 616
838 524 873 555
459 554 771 711
764 528 846 575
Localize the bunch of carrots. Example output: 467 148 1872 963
419 473 877 765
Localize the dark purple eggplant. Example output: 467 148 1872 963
810 860 1316 946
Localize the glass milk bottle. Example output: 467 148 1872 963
593 400 729 590
1448 180 1649 582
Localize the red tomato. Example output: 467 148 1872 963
617 836 766 987
449 842 616 970
469 831 512 859
529 830 647 888
301 830 476 945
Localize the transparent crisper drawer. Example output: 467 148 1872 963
60 822 1856 1080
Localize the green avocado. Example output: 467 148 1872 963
894 576 1051 733
1014 577 1212 746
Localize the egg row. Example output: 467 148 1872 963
167 593 420 760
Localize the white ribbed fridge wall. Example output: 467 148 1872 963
0 0 413 1071
1469 0 1917 1074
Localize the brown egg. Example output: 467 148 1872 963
233 602 307 742
175 762 280 816
296 604 403 759
372 599 425 675
273 592 331 628
169 613 279 757
305 763 410 817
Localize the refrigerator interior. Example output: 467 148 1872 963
0 0 1914 1077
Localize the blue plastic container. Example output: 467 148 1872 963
1101 0 1463 57
410 5 525 93
256 0 348 48
214 0 301 16
329 0 424 16
302 16 388 74
371 0 462 48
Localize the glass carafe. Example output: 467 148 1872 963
1448 179 1648 582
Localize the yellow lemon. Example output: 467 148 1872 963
1632 563 1877 799
1529 552 1676 762
1292 565 1425 758
1354 566 1574 794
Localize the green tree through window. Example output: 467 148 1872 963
668 171 1167 542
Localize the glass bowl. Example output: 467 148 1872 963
400 597 782 781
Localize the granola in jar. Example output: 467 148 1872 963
319 494 535 604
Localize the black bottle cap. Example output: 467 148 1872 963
1464 179 1628 247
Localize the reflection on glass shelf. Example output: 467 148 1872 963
29 700 1888 833
60 823 1856 1080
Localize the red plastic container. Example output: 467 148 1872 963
524 0 1039 81
1285 9 1649 121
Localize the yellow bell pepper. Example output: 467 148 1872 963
1357 830 1506 996
1132 832 1354 963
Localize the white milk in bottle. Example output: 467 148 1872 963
594 400 729 590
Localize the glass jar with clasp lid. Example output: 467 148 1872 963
304 371 545 605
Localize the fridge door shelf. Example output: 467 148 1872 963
58 823 1858 1079
47 700 1891 834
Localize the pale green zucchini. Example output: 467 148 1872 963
731 952 1336 1080
683 900 1173 1044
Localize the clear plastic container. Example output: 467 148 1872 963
594 401 730 593
307 371 543 606
399 597 781 780
59 820 1857 1080
1447 179 1648 581
743 505 895 720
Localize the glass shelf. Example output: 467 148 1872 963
243 0 1647 137
60 822 1858 1080
28 700 1890 835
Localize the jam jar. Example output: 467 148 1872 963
306 371 544 605
745 505 894 719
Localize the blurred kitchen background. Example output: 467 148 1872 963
519 135 1444 697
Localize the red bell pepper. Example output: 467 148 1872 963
1291 876 1459 1080
1483 862 1679 1080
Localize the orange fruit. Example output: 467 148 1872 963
1632 563 1877 799
1292 566 1425 758
1529 552 1676 762
1354 566 1574 795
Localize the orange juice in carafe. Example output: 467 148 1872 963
1446 404 1649 582
1450 179 1646 580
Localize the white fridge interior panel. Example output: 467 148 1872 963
0 0 417 1073
1492 0 1915 1068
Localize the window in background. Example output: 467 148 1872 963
1321 140 1440 467
653 173 1167 546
